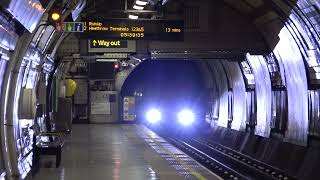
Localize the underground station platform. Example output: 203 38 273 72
1 0 320 180
32 124 221 180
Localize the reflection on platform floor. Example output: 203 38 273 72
33 124 220 180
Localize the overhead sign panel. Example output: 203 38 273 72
81 19 184 41
90 40 128 48
88 40 136 53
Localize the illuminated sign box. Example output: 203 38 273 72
81 19 184 41
90 40 128 48
88 40 136 53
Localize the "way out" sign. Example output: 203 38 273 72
87 40 136 53
89 40 128 48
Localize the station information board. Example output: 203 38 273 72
81 19 184 41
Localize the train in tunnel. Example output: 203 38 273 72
123 60 208 129
0 0 319 179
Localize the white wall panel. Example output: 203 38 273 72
208 61 229 128
247 54 272 137
274 27 309 146
223 61 247 131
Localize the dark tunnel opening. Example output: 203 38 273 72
120 60 208 130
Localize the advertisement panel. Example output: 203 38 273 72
123 97 135 121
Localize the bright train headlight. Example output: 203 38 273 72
146 108 162 124
177 109 195 126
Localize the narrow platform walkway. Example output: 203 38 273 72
33 124 220 180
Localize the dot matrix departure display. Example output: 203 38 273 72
81 19 184 41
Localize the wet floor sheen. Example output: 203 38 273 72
33 124 220 180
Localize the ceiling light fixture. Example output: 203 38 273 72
51 12 61 21
129 14 139 19
96 59 118 62
135 0 148 6
133 5 144 10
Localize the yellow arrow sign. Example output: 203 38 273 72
92 40 97 46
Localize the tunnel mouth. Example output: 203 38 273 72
120 59 208 128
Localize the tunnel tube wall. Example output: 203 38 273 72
2 32 34 178
267 0 319 146
309 90 320 137
0 0 81 178
221 61 247 131
204 60 247 132
209 61 229 128
0 53 8 176
273 27 309 146
246 54 272 138
199 60 220 125
198 0 319 147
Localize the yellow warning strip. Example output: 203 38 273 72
138 125 207 180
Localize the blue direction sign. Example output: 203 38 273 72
74 22 84 32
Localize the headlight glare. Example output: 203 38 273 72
146 108 162 123
178 109 195 126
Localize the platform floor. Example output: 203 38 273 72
33 124 221 180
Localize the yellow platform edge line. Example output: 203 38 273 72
138 125 207 180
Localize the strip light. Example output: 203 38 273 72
129 14 139 19
96 59 118 62
135 0 148 6
133 5 144 10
